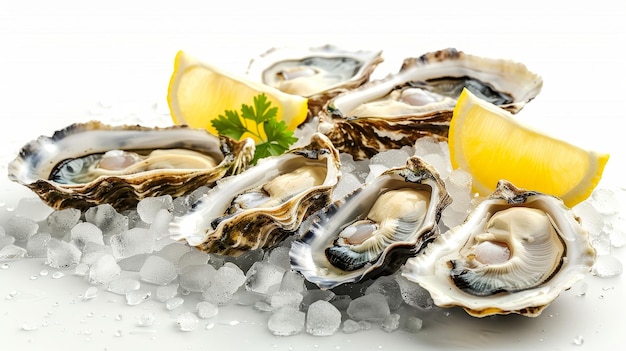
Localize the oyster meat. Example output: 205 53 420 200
8 121 254 211
317 47 543 159
169 133 341 256
247 44 384 120
402 180 596 317
290 156 451 289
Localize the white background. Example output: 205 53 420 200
0 1 624 350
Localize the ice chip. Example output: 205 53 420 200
15 197 53 222
117 253 150 272
70 222 104 250
270 291 303 310
381 313 401 332
110 227 156 259
176 312 199 331
0 244 27 261
26 232 51 258
137 312 156 327
305 300 342 336
156 241 193 263
178 264 217 292
369 148 411 169
107 277 141 295
156 283 179 302
346 293 391 322
395 274 435 309
0 229 15 250
266 246 292 272
414 136 443 156
46 238 81 269
301 289 335 310
177 248 210 268
591 188 619 216
404 316 423 333
150 208 173 239
365 164 389 183
139 255 178 285
165 297 184 310
279 270 306 293
365 275 403 311
80 242 113 265
125 288 151 305
244 261 286 295
47 208 81 239
196 301 219 319
267 307 305 336
342 319 362 334
137 195 173 224
332 172 363 202
84 204 128 237
4 215 38 242
592 255 623 278
88 254 121 285
202 263 246 305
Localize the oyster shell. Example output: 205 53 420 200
247 44 384 120
169 132 341 256
317 48 543 159
8 121 254 211
402 180 596 317
290 156 451 289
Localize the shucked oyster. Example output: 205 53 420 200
169 133 341 256
8 121 254 211
290 156 451 290
402 180 596 317
247 44 384 120
317 48 543 159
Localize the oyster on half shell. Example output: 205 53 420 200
402 180 596 317
169 133 341 257
317 48 543 159
8 121 255 211
290 156 451 290
247 44 384 120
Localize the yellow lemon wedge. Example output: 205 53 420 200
167 50 309 141
449 88 609 208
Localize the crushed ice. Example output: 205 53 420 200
0 123 624 339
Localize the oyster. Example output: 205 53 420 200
402 180 596 317
317 47 543 159
290 156 451 290
247 44 384 119
8 121 254 211
169 132 341 256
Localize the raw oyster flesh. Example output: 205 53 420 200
317 47 543 159
290 156 451 289
247 44 384 120
8 120 255 211
402 180 596 317
169 132 341 256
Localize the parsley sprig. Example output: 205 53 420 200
211 93 298 164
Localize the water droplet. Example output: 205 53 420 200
22 321 39 331
115 314 123 321
573 335 584 345
114 330 123 337
52 272 64 279
39 269 49 276
1 263 9 269
30 275 38 280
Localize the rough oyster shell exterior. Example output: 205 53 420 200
169 132 342 256
290 156 451 289
8 120 254 211
402 180 596 317
317 48 543 159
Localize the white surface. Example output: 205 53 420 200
1 1 624 350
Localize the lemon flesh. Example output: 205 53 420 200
167 50 309 141
449 88 609 208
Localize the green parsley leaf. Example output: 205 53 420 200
211 93 298 164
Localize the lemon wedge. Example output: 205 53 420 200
449 88 609 207
167 50 309 141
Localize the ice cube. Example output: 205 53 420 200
46 238 81 269
270 291 303 310
346 293 390 322
404 316 423 333
70 222 104 250
201 262 246 305
176 312 198 331
0 244 27 261
244 261 286 295
267 307 305 336
47 208 81 239
4 215 38 242
107 277 141 295
178 264 217 292
266 246 292 272
395 274 434 309
84 204 128 237
136 195 173 224
381 313 401 332
196 301 219 319
139 255 178 285
165 297 184 310
110 228 156 259
365 275 403 311
279 270 306 293
305 300 342 336
149 208 173 239
369 148 411 169
25 232 51 258
156 241 194 263
156 283 179 302
177 248 210 268
88 254 121 285
15 197 53 222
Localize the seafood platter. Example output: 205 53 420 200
3 45 613 346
